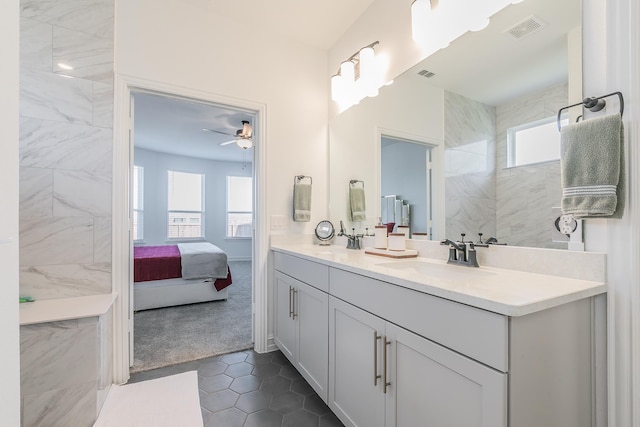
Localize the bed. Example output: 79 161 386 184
133 242 232 311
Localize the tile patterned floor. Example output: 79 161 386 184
129 349 345 427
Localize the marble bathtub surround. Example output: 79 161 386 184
20 117 113 174
19 0 114 301
20 0 114 39
19 0 115 422
20 262 111 299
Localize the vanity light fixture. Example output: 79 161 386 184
411 0 527 55
331 41 382 109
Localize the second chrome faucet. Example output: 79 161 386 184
440 233 484 267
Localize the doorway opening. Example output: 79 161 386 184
129 90 257 372
380 135 434 238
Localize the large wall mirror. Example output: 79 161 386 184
329 0 581 249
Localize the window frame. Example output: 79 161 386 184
166 170 205 241
507 115 567 168
226 175 253 239
132 165 144 243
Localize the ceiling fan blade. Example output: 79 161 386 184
219 139 236 146
203 127 234 136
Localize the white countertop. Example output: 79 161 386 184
20 293 118 325
271 243 606 316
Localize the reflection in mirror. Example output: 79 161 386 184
381 137 432 236
329 0 581 249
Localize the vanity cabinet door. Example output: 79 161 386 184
329 296 386 427
295 279 329 401
274 271 329 401
384 323 507 427
274 271 297 362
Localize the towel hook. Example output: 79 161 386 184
349 179 364 188
557 91 624 131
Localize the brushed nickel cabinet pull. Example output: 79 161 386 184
289 286 293 318
383 337 391 394
374 331 382 386
292 288 298 319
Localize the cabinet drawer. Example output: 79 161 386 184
329 268 508 372
274 252 329 292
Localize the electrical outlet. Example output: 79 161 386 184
270 215 290 230
551 207 570 242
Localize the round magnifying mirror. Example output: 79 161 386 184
315 220 335 245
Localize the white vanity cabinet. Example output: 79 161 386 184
273 252 329 401
328 295 506 427
272 248 599 427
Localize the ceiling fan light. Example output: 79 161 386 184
241 120 252 138
236 138 253 149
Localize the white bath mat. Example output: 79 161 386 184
93 371 202 427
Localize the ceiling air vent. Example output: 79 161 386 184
505 16 546 40
418 69 435 78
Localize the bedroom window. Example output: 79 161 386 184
227 176 253 238
133 165 144 242
167 170 204 240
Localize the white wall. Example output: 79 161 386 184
134 148 252 260
116 0 329 234
329 73 445 237
0 0 21 424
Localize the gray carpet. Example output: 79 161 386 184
132 261 253 373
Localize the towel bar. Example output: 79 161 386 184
349 179 364 188
557 91 624 131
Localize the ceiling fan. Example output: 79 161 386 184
203 120 253 149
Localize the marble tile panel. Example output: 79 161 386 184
93 217 111 263
93 81 114 128
20 167 53 217
22 381 96 427
20 262 111 300
53 169 111 217
20 319 79 336
20 319 97 395
53 26 113 84
21 0 114 39
20 18 52 71
20 117 113 175
20 216 94 266
20 69 93 124
444 91 496 147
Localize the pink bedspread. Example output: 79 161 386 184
133 245 233 291
134 245 182 282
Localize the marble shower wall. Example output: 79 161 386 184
19 0 114 299
444 91 497 241
495 83 568 249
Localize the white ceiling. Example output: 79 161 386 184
403 0 581 106
134 0 580 162
209 0 377 50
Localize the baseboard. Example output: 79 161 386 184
267 336 278 353
228 256 252 262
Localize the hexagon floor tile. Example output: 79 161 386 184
129 349 345 427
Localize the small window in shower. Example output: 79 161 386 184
507 116 568 167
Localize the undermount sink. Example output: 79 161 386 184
375 260 496 279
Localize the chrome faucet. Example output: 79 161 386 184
440 233 483 267
338 221 362 250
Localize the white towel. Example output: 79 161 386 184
293 182 311 222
